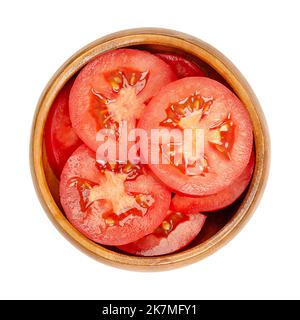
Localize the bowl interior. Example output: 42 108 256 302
41 43 253 255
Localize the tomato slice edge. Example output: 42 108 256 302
118 211 206 256
172 150 255 213
44 78 81 177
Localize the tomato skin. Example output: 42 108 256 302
60 145 172 246
138 77 253 196
155 53 206 78
172 151 255 213
156 53 232 89
69 49 177 152
118 212 206 256
44 79 81 177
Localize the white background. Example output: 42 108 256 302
0 0 299 300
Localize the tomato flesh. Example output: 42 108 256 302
44 79 81 177
155 53 206 78
118 210 206 256
69 49 177 153
138 77 253 196
60 145 171 245
172 150 255 213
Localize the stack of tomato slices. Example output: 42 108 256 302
45 49 254 256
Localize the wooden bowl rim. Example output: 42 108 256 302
30 28 270 271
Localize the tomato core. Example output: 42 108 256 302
158 93 217 176
90 68 149 133
160 93 213 129
67 163 154 229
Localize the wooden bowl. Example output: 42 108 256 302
30 28 270 271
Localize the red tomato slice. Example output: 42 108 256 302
44 79 81 177
172 150 255 213
69 49 177 153
118 211 206 256
60 145 171 245
138 77 253 196
156 53 232 89
155 53 206 78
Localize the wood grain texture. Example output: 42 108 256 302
30 28 270 271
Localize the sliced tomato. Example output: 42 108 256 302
69 49 177 154
138 77 253 196
172 150 255 213
156 53 232 89
155 53 206 78
60 145 171 246
118 210 206 256
44 78 81 177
